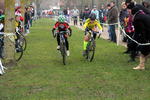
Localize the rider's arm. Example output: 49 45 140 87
66 23 72 36
96 20 103 31
83 19 90 29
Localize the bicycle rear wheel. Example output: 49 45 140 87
15 43 23 61
87 38 96 62
60 42 66 65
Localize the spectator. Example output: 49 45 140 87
79 10 84 26
15 6 24 22
126 0 150 15
63 7 67 16
119 2 129 26
108 1 118 43
125 8 137 62
66 7 71 23
142 1 150 11
131 7 150 70
99 5 106 29
30 5 35 27
83 6 91 24
106 4 111 40
72 7 79 26
91 6 99 20
24 7 30 35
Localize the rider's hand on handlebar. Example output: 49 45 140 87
85 27 89 31
53 32 56 38
98 30 102 38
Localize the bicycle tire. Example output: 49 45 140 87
18 33 27 51
15 43 23 61
87 38 96 62
60 41 66 65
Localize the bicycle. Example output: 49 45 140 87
0 35 23 61
56 31 68 65
85 29 99 62
15 27 27 51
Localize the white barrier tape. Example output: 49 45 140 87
119 25 150 46
0 32 4 35
4 33 15 43
100 23 119 26
100 22 150 46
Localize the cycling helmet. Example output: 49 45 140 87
0 15 5 21
58 15 65 22
89 13 96 21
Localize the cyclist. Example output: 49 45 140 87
52 15 72 56
83 13 103 56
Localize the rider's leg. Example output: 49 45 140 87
65 36 69 56
57 34 60 50
92 28 97 39
65 37 69 50
84 35 89 50
57 34 60 46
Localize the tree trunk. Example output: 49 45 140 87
4 0 16 66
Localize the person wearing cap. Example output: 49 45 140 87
126 0 150 15
99 5 106 29
83 6 91 24
108 1 118 43
91 6 99 20
72 7 79 26
131 7 150 70
106 4 111 40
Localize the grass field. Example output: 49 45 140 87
0 19 150 100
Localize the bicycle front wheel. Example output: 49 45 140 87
15 43 23 61
18 34 27 51
60 42 66 65
87 38 96 62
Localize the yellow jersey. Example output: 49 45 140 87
84 18 103 30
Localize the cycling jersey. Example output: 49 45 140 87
84 18 103 30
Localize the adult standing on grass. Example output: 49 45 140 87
79 10 84 26
91 6 99 20
108 1 118 43
72 7 79 26
66 7 71 23
83 6 91 24
99 5 106 29
131 7 150 70
63 7 67 20
106 4 111 40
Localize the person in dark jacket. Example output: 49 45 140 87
119 2 129 26
126 0 150 15
24 7 30 35
63 8 67 16
79 10 84 26
106 4 111 40
108 1 118 43
99 5 106 29
83 6 91 24
142 1 150 11
131 7 150 70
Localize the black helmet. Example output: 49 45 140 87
89 13 96 21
